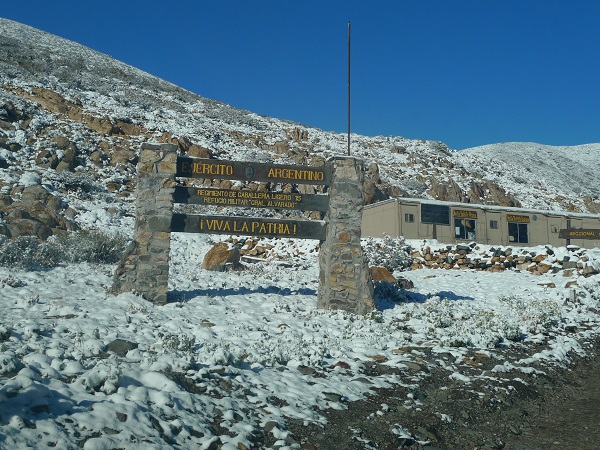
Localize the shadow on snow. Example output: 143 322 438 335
376 289 476 311
168 285 317 303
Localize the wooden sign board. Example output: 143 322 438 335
453 209 477 219
173 186 329 212
170 213 326 240
176 156 331 185
559 229 600 240
507 214 530 223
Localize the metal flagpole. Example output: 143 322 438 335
347 21 351 156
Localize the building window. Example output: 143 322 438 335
421 203 450 225
490 220 499 229
404 213 414 223
455 218 476 240
508 222 529 243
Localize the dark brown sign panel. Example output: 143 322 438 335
173 186 329 212
559 229 600 240
176 156 331 185
170 213 326 240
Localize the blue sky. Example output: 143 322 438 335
3 1 600 149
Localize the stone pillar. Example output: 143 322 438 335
112 143 177 304
317 157 375 315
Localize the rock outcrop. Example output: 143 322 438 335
0 185 77 239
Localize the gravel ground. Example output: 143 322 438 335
266 335 600 450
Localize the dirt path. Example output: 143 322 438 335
500 348 600 450
281 337 600 450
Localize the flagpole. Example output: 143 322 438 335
347 21 351 156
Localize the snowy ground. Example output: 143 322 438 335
1 234 599 449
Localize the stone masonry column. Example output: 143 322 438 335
317 157 375 315
112 143 177 304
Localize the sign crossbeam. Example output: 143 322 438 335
176 156 332 185
173 186 329 212
559 228 600 240
170 214 326 240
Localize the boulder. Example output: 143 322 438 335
536 263 553 275
110 148 138 166
0 186 76 239
35 149 60 169
468 180 521 207
396 277 415 289
186 144 211 159
369 267 414 288
582 265 599 277
50 135 72 149
107 339 138 357
202 243 242 271
89 150 105 166
21 185 60 208
369 266 397 283
0 193 12 207
6 218 53 240
0 102 23 123
55 144 79 172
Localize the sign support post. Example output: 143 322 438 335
112 143 177 305
317 157 375 314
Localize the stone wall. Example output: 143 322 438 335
111 143 177 304
410 242 599 283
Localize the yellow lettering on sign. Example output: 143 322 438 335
272 201 296 208
453 210 477 219
191 162 234 176
246 221 297 235
570 231 595 237
507 215 530 223
198 218 301 236
201 219 231 232
204 197 227 205
267 167 325 181
197 189 228 197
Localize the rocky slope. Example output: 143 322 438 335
1 17 599 240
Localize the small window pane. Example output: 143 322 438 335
490 220 499 229
404 213 414 223
454 218 476 240
518 223 529 243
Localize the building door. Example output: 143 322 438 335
507 214 530 244
454 217 476 241
508 222 529 244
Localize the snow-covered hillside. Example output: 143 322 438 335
458 142 600 211
1 16 599 221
